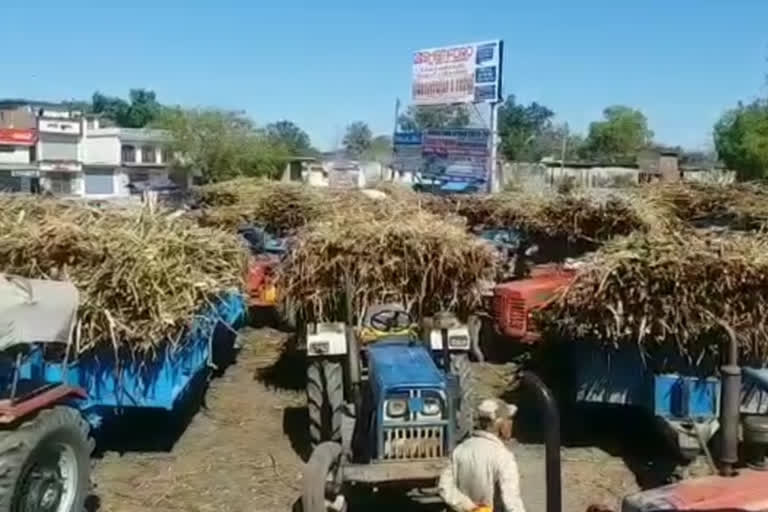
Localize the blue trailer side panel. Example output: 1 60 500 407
20 292 246 415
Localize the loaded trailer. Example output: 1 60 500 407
0 274 245 512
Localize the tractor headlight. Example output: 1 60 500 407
448 335 469 349
422 397 441 416
386 399 408 418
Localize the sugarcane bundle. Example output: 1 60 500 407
635 182 768 230
0 196 247 356
277 209 497 322
539 230 768 364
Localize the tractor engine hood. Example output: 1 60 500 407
368 343 446 392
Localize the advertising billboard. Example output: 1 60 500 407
412 40 503 105
421 129 490 182
392 132 423 173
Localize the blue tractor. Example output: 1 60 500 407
302 311 471 511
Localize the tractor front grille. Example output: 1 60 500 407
382 426 445 460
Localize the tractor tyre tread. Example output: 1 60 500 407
307 362 324 447
322 360 344 444
451 354 476 441
0 405 93 512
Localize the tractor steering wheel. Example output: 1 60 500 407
369 308 413 332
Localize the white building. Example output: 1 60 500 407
0 99 186 199
0 128 38 192
82 117 184 198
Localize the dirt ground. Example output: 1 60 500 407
89 328 642 512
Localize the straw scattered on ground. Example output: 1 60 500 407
0 196 247 356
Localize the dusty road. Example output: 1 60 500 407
89 328 641 512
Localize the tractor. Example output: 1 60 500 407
486 253 768 470
302 307 475 511
0 273 245 512
522 358 768 512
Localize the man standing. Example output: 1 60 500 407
439 398 526 512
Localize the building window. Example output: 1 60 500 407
86 118 95 130
0 145 13 153
29 145 36 162
122 145 136 163
141 146 156 164
48 173 72 195
161 147 172 164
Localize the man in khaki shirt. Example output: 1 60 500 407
439 399 526 512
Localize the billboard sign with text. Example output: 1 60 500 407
412 40 503 105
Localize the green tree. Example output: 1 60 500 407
398 104 470 131
342 121 373 158
714 100 768 179
155 108 288 183
497 95 556 161
581 106 653 163
265 120 313 156
363 135 393 164
91 88 163 128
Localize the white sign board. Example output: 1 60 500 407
38 119 81 136
412 40 503 105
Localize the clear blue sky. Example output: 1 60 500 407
2 1 767 151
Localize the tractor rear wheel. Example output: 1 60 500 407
307 360 344 447
451 354 476 441
301 442 345 512
0 406 93 512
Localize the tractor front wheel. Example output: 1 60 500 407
451 354 476 441
0 406 93 512
307 360 344 447
301 442 345 512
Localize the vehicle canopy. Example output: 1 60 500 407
0 274 79 349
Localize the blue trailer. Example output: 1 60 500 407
0 274 246 512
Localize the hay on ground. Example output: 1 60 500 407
0 196 247 356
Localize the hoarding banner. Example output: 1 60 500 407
392 132 423 173
0 128 37 146
412 40 503 105
421 129 490 182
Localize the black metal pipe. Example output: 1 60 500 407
345 274 361 409
717 322 741 476
522 371 562 512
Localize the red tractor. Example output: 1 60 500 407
490 264 576 343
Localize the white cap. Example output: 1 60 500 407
477 398 518 422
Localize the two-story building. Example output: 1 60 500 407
82 116 183 198
0 99 185 198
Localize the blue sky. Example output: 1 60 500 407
2 1 766 151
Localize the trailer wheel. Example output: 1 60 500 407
307 360 344 447
302 442 345 512
451 354 476 441
0 406 93 512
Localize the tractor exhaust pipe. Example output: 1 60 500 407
522 371 562 512
719 322 741 477
345 275 361 410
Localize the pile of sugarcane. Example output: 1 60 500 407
276 208 497 322
539 229 768 365
195 179 326 234
635 182 768 230
0 196 247 356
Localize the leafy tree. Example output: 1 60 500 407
342 121 373 158
155 108 288 183
363 135 393 164
580 106 653 163
398 105 470 131
497 95 556 161
265 120 313 156
91 88 163 128
714 100 768 179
